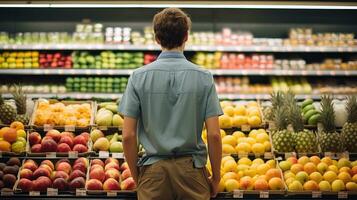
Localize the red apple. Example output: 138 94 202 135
105 168 120 181
39 164 53 174
74 158 89 168
90 168 105 182
52 171 69 181
120 162 129 171
23 161 38 172
105 162 120 171
41 160 55 171
80 132 90 142
105 158 119 165
53 178 68 191
33 168 51 179
73 144 88 153
73 135 87 146
57 162 72 174
17 178 33 192
90 164 104 172
120 177 136 190
33 176 52 192
59 136 74 148
20 168 34 180
55 159 70 169
61 132 74 139
57 143 71 152
69 170 86 181
41 138 58 152
103 178 120 191
73 162 87 173
91 159 104 167
69 177 85 189
29 132 41 146
46 129 61 142
86 179 103 190
31 144 42 153
121 169 131 180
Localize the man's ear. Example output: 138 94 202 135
155 36 161 45
183 31 188 42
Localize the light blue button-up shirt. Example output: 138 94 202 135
119 51 223 167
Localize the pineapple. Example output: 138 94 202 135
271 91 295 152
11 85 29 124
0 94 16 124
341 96 357 152
287 92 318 153
319 95 342 152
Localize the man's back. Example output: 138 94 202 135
120 51 221 167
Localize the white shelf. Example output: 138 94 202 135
2 93 349 100
1 69 357 76
1 44 357 52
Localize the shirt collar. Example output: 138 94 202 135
157 51 186 60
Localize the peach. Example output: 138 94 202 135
309 156 321 166
287 157 298 164
73 135 87 146
73 162 87 173
291 164 304 174
61 132 75 139
20 168 34 180
74 157 89 168
86 179 103 190
69 177 85 189
80 132 90 142
254 179 269 190
105 158 119 165
41 138 58 152
17 178 33 192
57 143 71 152
53 178 68 191
121 177 136 190
33 168 51 179
69 170 86 181
90 168 105 182
46 129 61 142
105 162 120 171
351 166 357 176
105 168 120 181
41 160 55 171
303 180 319 191
53 171 69 181
121 169 132 180
120 162 129 171
55 158 70 168
90 164 104 172
304 162 317 175
73 144 88 153
29 132 42 146
39 164 53 173
239 176 253 190
265 168 281 180
57 162 72 174
42 136 53 141
31 144 42 153
23 160 38 172
59 136 74 148
33 176 52 192
103 178 120 191
268 177 284 190
91 159 105 167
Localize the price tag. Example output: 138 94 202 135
338 191 348 199
233 190 243 198
46 152 56 158
76 189 86 196
312 191 322 198
112 153 124 159
29 191 40 196
241 125 251 132
99 151 110 158
276 157 283 161
269 122 276 130
64 125 75 132
337 152 350 160
324 152 334 158
1 190 13 196
99 126 108 131
259 191 269 198
107 191 117 197
238 152 248 158
264 152 273 159
47 188 58 196
44 124 53 131
69 151 78 158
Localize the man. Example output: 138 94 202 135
119 8 222 200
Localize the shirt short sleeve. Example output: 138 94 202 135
204 78 223 119
118 75 140 119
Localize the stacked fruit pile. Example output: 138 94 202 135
29 130 90 154
217 156 284 192
95 102 123 127
17 158 88 192
90 129 123 153
39 53 72 68
32 99 92 127
0 85 67 94
66 77 128 93
0 157 21 191
72 51 143 69
271 77 312 94
86 158 135 191
0 122 27 154
0 51 39 69
280 156 357 192
218 101 263 129
215 77 273 94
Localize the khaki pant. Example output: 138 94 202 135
137 157 211 200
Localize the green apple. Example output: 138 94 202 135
110 141 123 153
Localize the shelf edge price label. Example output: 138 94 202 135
285 152 295 159
112 153 124 159
76 189 86 196
241 125 251 132
99 151 110 158
324 152 334 158
107 191 117 197
338 191 348 199
337 151 350 160
312 191 321 198
238 152 248 158
233 190 243 198
1 190 13 196
29 191 40 196
47 188 58 196
46 152 56 158
259 191 269 199
269 122 276 130
99 126 108 131
264 152 273 159
44 124 53 131
69 151 78 158
64 125 75 132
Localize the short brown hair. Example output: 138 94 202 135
153 8 191 49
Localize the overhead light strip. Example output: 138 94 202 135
1 3 357 10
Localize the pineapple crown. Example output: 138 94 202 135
11 84 27 115
346 95 357 123
271 91 288 130
286 91 304 132
271 91 284 111
319 95 336 133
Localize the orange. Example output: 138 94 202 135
0 127 10 138
0 140 11 151
3 128 17 143
10 121 25 131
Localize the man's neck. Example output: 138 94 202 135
161 45 185 53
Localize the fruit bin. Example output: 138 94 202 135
93 101 123 131
0 157 23 195
0 126 28 157
29 99 95 132
90 128 127 158
0 99 34 128
218 155 286 198
26 129 93 157
277 154 357 198
85 158 136 195
14 157 89 195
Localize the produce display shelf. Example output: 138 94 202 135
1 44 357 52
1 69 357 76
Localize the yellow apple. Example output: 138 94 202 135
323 171 337 183
319 181 331 191
331 179 345 192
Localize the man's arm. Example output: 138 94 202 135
205 116 222 197
122 116 139 185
